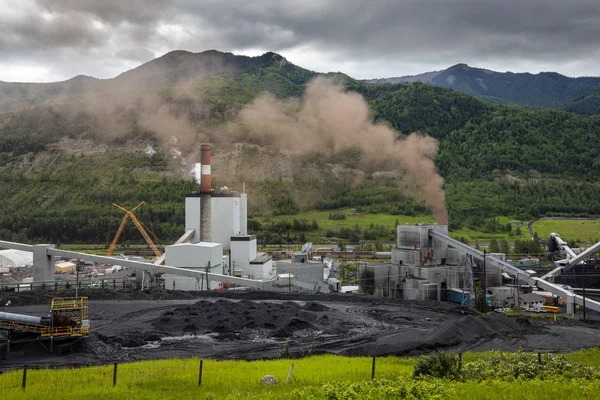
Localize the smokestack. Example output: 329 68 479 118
200 144 212 193
200 144 212 242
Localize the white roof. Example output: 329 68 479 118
170 242 221 248
0 249 33 267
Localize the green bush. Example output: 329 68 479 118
462 350 598 381
291 379 444 400
412 352 460 380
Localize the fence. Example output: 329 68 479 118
0 278 134 293
0 356 397 392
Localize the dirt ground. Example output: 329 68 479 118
2 289 600 369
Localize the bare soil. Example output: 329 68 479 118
2 289 600 370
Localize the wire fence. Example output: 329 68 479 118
0 355 407 392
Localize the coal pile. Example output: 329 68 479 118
151 299 331 338
425 315 540 347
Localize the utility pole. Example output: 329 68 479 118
204 261 211 290
516 272 520 316
75 260 84 299
482 250 487 311
583 260 587 320
483 250 487 296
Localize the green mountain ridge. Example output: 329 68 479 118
2 50 600 245
366 63 600 112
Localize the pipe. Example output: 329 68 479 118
0 311 42 325
200 144 212 242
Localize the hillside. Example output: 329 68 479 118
565 88 600 115
0 50 320 113
365 63 600 111
2 50 600 245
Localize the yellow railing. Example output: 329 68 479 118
1 297 90 337
0 319 49 334
40 326 89 337
51 297 88 311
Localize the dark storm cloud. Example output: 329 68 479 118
0 10 105 53
2 0 600 81
36 0 175 25
175 0 600 64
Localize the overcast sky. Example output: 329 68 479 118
1 0 599 82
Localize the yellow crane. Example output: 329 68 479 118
106 202 162 257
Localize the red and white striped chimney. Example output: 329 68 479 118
200 143 212 193
200 143 212 242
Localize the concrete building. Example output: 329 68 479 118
276 253 330 293
519 293 546 311
489 286 516 308
185 192 248 250
163 242 224 290
361 223 503 304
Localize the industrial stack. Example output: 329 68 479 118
163 144 274 290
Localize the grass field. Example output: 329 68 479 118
255 208 435 243
532 219 600 244
257 210 530 245
257 209 435 230
1 350 599 399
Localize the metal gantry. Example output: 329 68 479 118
463 254 475 309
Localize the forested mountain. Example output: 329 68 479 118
350 82 600 180
0 50 320 113
2 50 600 244
565 89 600 115
365 63 600 111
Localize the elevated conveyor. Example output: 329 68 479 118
541 234 600 281
45 248 272 290
428 229 600 315
0 240 272 290
566 240 600 268
541 233 583 281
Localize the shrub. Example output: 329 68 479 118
462 350 599 381
412 352 460 380
291 379 444 400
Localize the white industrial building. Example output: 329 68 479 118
163 242 224 290
0 249 33 268
185 192 248 250
275 253 333 293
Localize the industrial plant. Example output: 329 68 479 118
2 144 600 360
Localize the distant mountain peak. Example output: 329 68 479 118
366 63 600 110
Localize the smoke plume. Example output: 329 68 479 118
223 77 448 223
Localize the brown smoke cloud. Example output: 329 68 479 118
222 77 448 224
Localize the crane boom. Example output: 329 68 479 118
106 202 162 257
128 213 162 257
107 214 130 256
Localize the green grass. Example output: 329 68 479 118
448 216 529 244
532 219 600 244
259 208 434 230
1 351 600 399
256 210 535 245
256 208 435 242
0 355 412 400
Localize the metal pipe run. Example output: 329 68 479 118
0 311 42 325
